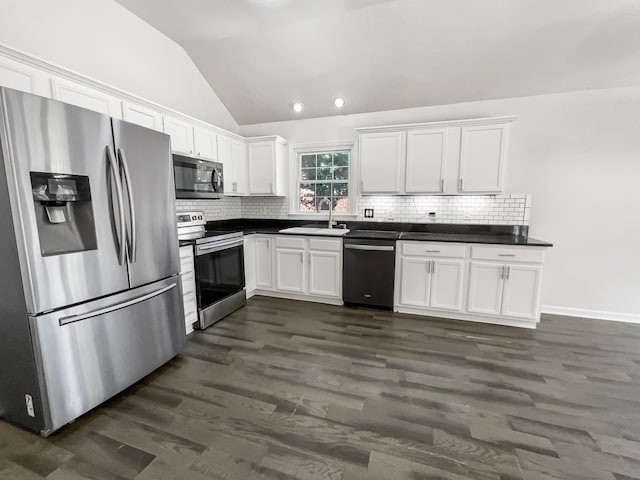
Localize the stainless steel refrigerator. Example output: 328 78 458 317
0 88 185 436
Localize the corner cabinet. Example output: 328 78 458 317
357 116 516 195
247 136 288 196
396 241 546 328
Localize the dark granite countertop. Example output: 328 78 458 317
179 219 553 247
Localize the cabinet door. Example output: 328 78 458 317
232 140 248 195
255 237 274 290
309 251 341 298
163 116 194 155
122 101 163 131
243 236 256 294
399 257 431 308
467 262 504 316
217 135 233 194
359 131 404 194
193 126 217 160
459 124 507 193
429 259 465 312
0 56 48 95
405 128 447 193
501 264 542 320
275 248 306 293
248 141 275 194
50 78 122 118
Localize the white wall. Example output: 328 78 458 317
240 86 640 321
0 0 238 132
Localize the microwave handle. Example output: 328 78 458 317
211 168 222 193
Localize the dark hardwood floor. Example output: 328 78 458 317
2 296 640 479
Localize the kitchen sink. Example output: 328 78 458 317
279 227 350 236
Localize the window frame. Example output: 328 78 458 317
289 141 357 217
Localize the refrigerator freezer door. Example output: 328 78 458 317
112 119 180 288
0 88 130 314
29 276 185 435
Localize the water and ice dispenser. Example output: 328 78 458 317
30 172 97 256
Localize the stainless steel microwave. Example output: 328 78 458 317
173 154 223 199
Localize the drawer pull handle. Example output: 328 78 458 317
498 254 517 257
183 290 194 296
425 250 441 253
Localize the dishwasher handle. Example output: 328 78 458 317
344 244 395 252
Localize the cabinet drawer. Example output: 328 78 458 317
402 242 466 258
471 246 544 263
276 236 305 249
179 246 194 260
309 238 341 252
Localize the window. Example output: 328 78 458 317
298 150 350 213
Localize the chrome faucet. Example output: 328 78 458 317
317 197 337 229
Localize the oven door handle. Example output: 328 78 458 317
196 238 244 255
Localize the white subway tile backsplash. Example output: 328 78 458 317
176 194 530 225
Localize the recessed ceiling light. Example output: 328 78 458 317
292 101 304 113
334 97 345 108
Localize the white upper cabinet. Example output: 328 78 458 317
163 115 194 155
0 56 49 96
217 135 248 195
458 123 508 193
357 117 515 195
405 128 447 193
232 139 248 195
51 77 122 118
217 135 233 193
193 126 217 160
359 131 405 194
122 101 163 131
247 136 288 196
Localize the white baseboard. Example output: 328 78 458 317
541 305 640 324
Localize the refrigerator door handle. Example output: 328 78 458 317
106 145 126 266
117 148 137 263
58 282 178 326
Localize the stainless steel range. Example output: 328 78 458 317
177 212 246 329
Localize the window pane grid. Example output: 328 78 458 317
298 151 350 212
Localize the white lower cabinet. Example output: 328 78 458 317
396 241 546 328
247 235 342 304
430 259 465 311
243 236 256 297
467 262 505 316
255 236 275 290
309 250 342 297
500 264 543 320
179 246 198 334
398 252 464 312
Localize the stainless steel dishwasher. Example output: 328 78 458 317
343 238 396 309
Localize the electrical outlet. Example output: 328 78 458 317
463 210 471 220
364 208 374 218
386 210 395 220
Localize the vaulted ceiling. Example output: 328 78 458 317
115 0 640 125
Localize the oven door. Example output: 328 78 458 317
195 238 246 328
173 154 223 199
